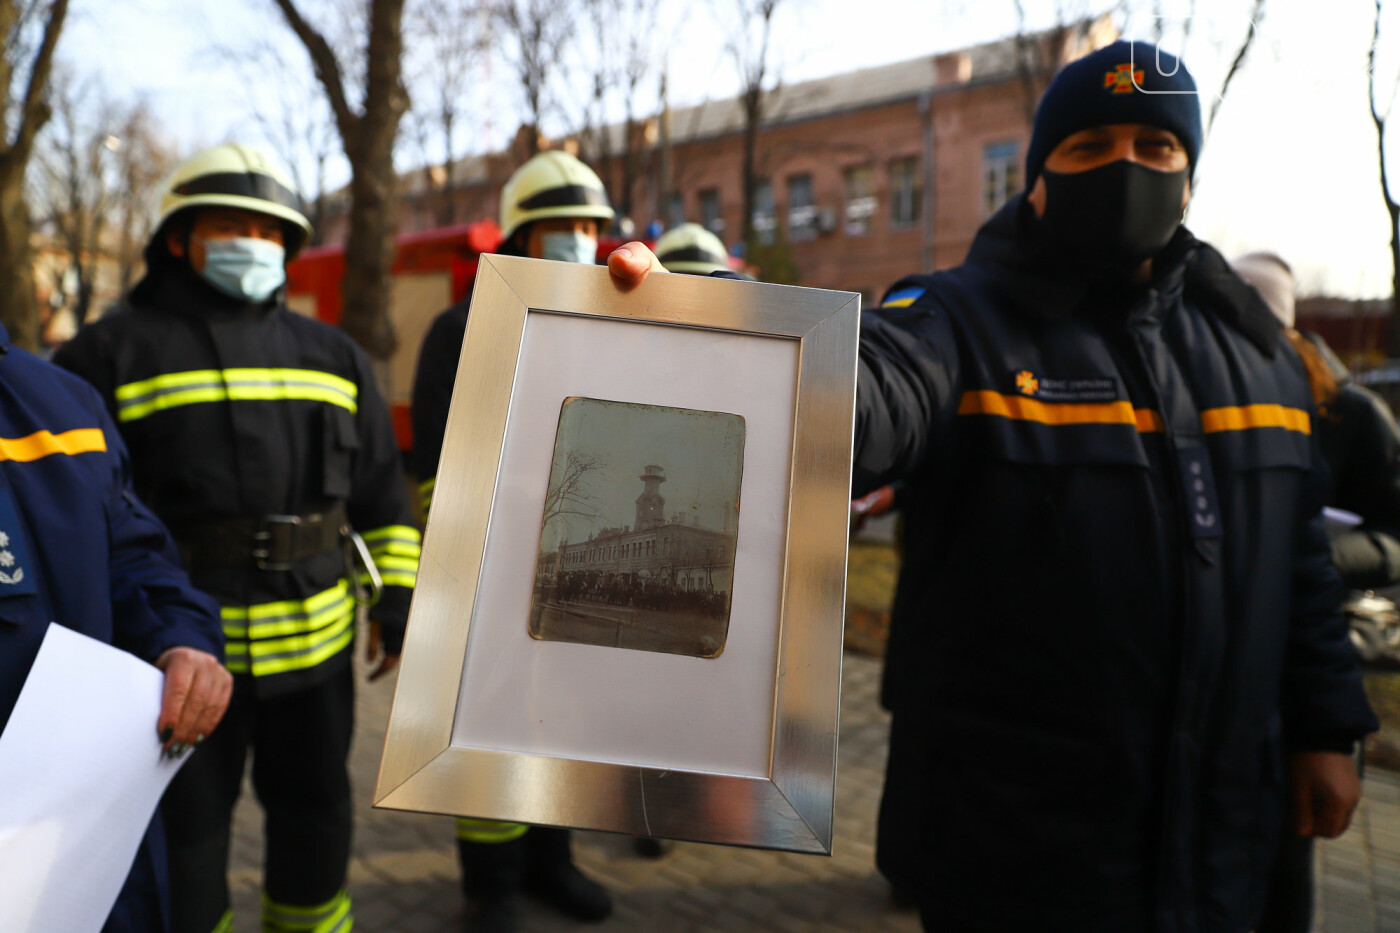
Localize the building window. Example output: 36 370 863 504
844 165 877 236
890 156 921 229
752 179 776 245
787 173 817 242
666 191 685 229
983 141 1020 216
699 188 723 234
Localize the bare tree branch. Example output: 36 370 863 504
1206 0 1265 136
269 0 357 139
496 0 577 153
1368 0 1400 340
9 0 66 166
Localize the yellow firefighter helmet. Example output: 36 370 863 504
156 144 313 258
499 150 615 242
654 223 732 275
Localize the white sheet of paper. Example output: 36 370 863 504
0 624 185 933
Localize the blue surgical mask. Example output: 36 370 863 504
541 231 598 265
195 237 287 302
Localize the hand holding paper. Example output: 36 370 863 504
0 625 194 933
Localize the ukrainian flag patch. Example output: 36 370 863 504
881 286 925 309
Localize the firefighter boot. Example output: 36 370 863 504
522 827 613 922
458 836 525 933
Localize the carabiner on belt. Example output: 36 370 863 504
347 529 384 608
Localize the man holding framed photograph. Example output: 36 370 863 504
609 39 1376 933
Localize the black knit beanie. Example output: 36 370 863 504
1025 40 1202 184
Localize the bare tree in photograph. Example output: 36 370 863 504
271 0 409 359
728 0 783 250
404 0 490 227
0 0 68 350
496 0 578 156
541 451 602 539
1370 0 1400 333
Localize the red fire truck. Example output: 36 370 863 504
286 225 643 453
285 220 502 451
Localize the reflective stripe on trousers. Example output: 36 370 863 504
261 889 352 932
221 580 356 677
456 817 529 844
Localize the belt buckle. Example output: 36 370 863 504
252 514 302 571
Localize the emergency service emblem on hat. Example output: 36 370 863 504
1104 63 1145 94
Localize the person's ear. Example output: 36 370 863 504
167 228 186 259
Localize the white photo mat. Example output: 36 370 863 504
453 311 798 778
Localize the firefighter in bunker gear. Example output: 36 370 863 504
412 150 615 932
55 143 419 933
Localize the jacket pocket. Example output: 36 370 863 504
322 406 359 499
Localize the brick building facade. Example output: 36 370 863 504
365 19 1117 303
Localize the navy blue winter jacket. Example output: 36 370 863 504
856 197 1377 933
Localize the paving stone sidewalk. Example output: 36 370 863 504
225 650 1399 932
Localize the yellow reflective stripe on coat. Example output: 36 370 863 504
361 525 420 587
114 368 358 422
418 477 436 514
958 391 1161 432
0 427 107 462
455 817 529 844
262 889 352 933
210 910 233 933
1200 404 1311 436
220 580 355 678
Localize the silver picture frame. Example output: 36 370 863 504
373 254 860 855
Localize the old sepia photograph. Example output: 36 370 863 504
529 397 745 659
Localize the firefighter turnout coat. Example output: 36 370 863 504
855 198 1378 933
0 322 223 931
55 263 419 697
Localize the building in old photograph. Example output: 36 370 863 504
539 465 736 597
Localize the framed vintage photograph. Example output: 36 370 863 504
374 254 859 854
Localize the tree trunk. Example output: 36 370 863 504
0 0 69 349
274 0 406 360
340 130 399 358
740 91 759 248
1389 202 1400 356
0 160 37 348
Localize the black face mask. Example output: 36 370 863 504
1036 160 1189 272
